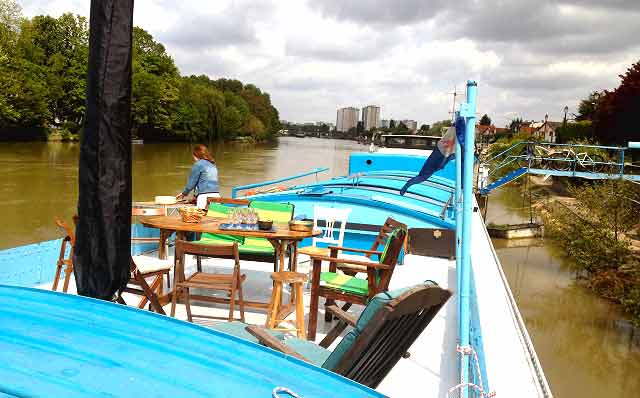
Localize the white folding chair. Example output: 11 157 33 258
309 206 351 252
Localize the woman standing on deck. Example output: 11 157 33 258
176 144 220 208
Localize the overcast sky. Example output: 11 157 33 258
18 0 640 127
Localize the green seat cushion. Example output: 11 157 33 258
249 201 294 223
320 272 368 296
196 235 243 246
283 337 332 367
240 237 275 255
322 280 438 370
206 202 234 218
200 202 245 244
211 321 284 344
379 227 402 264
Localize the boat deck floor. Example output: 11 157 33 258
37 250 458 397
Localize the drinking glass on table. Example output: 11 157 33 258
231 209 239 227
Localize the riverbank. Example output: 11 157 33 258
486 186 640 398
492 173 640 325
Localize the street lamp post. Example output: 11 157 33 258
563 106 569 128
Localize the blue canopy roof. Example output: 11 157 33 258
0 286 385 398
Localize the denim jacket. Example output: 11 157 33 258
182 159 219 196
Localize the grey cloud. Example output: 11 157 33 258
436 1 640 56
310 0 454 25
285 29 398 62
157 2 274 50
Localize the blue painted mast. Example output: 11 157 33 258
455 117 462 314
458 80 478 397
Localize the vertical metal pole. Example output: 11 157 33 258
460 80 478 398
455 114 462 319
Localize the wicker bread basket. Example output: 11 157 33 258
178 207 206 223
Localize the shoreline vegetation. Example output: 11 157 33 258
0 3 281 143
486 132 640 325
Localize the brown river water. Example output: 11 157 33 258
1 137 638 397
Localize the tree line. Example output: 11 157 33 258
0 2 281 141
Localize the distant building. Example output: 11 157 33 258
380 119 390 128
362 105 381 131
336 107 359 132
401 119 418 133
530 116 560 143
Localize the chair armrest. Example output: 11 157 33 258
327 246 383 256
245 326 310 363
308 254 390 269
326 305 357 327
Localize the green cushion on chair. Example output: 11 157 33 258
206 202 234 218
379 227 402 264
320 272 368 296
249 201 294 223
199 202 246 244
240 237 275 255
321 280 438 370
237 201 293 256
283 337 332 367
211 321 284 344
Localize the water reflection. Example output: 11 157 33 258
489 189 640 398
0 137 363 249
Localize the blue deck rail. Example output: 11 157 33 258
231 167 329 198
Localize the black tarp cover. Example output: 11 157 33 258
74 0 134 300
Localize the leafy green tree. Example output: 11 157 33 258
479 114 491 126
577 91 604 121
427 120 452 136
131 27 180 137
419 124 430 134
0 8 281 142
594 60 640 146
508 117 523 134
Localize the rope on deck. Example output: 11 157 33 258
447 345 496 398
273 386 301 397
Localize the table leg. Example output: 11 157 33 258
308 257 322 341
158 229 171 259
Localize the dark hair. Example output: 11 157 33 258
192 144 215 164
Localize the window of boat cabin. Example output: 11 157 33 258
382 135 438 150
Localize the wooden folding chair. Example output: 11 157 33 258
171 240 246 323
52 217 78 293
117 256 168 315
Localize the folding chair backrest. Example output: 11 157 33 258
312 206 351 247
322 282 451 388
205 198 251 218
366 217 407 259
375 227 407 291
55 218 76 247
175 240 240 276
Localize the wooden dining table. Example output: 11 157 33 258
138 215 320 315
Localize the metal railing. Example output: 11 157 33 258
483 141 639 180
231 167 329 198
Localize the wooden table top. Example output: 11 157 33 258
139 215 321 240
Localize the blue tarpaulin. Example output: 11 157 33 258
0 286 385 398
